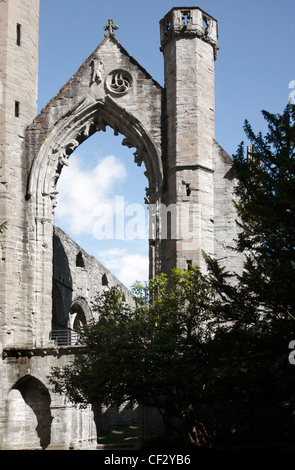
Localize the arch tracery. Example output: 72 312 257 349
26 96 163 214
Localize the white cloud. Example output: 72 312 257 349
55 150 149 288
55 153 127 236
117 253 149 286
98 248 149 287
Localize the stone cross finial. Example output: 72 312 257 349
104 19 119 38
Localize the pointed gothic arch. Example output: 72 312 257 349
69 296 92 329
26 96 163 213
24 96 164 343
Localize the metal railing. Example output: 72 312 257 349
50 329 81 346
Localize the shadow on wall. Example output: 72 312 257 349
7 376 52 450
52 230 73 332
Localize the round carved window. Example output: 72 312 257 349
106 69 133 96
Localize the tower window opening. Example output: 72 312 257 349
15 101 20 117
16 23 21 46
181 11 192 25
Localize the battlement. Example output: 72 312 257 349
160 7 218 58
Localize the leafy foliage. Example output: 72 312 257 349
49 269 217 446
232 103 295 318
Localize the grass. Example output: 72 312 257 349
97 425 139 445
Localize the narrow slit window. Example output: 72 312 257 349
203 16 209 33
15 101 20 117
16 23 21 46
186 184 191 196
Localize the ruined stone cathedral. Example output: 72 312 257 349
0 1 242 449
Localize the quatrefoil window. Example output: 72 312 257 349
106 69 133 96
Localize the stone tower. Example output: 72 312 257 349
160 7 241 278
160 8 218 273
0 0 39 347
0 2 242 449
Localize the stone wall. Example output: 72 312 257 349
213 141 244 275
53 225 134 333
1 349 98 450
0 224 138 450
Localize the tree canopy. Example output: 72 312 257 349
232 103 295 319
49 269 218 447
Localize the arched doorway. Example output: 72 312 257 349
5 376 52 450
68 298 90 345
69 302 87 329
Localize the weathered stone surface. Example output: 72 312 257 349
0 2 243 449
52 226 134 332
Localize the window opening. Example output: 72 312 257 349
165 19 172 34
15 101 20 117
186 260 192 270
203 16 209 33
70 303 87 329
181 11 192 25
102 273 108 286
108 70 132 95
16 23 21 46
76 251 85 267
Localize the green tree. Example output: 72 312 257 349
232 102 295 319
49 268 218 448
202 103 295 444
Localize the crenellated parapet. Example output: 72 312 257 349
160 7 218 59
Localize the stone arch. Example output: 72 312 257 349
69 296 92 329
25 91 163 345
5 376 52 450
67 297 92 346
26 95 163 215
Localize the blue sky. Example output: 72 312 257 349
37 0 295 287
